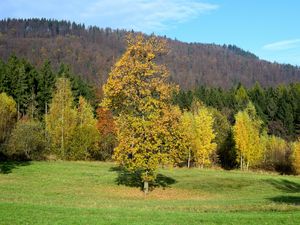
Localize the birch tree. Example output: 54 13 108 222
46 78 77 159
233 102 264 170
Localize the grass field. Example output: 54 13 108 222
0 161 300 225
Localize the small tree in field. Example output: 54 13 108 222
102 34 178 193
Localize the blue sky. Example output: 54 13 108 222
1 0 300 65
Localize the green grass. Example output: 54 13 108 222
0 161 300 224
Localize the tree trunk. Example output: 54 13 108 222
61 86 65 158
17 102 20 120
187 149 191 168
61 107 64 157
30 90 34 119
240 155 243 170
144 181 149 194
24 143 29 159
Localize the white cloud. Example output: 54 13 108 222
80 0 219 32
0 0 218 32
263 39 300 51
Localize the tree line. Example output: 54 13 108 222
0 56 114 161
0 55 95 118
173 83 300 141
0 35 300 193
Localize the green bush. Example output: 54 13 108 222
6 119 48 160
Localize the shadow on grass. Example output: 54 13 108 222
0 161 31 174
265 179 300 205
269 196 300 205
264 179 300 193
110 166 176 190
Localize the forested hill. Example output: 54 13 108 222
1 18 300 89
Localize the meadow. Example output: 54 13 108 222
0 161 300 225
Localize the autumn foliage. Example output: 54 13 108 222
233 103 264 170
102 34 180 193
293 139 300 174
96 108 116 136
0 93 17 146
95 107 117 160
46 78 99 160
180 103 216 168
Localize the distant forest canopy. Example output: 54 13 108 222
0 18 300 89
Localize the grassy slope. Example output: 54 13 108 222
0 161 300 225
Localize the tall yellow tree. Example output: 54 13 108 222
233 102 264 170
293 139 300 174
0 92 17 147
194 107 217 168
101 34 178 193
46 78 77 159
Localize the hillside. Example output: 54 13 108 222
1 18 300 89
1 161 300 224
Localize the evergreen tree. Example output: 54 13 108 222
37 60 56 115
209 108 231 166
265 87 278 121
0 59 7 93
290 84 300 137
218 129 237 169
173 90 193 110
8 56 29 118
234 84 249 111
249 82 267 122
276 89 294 138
